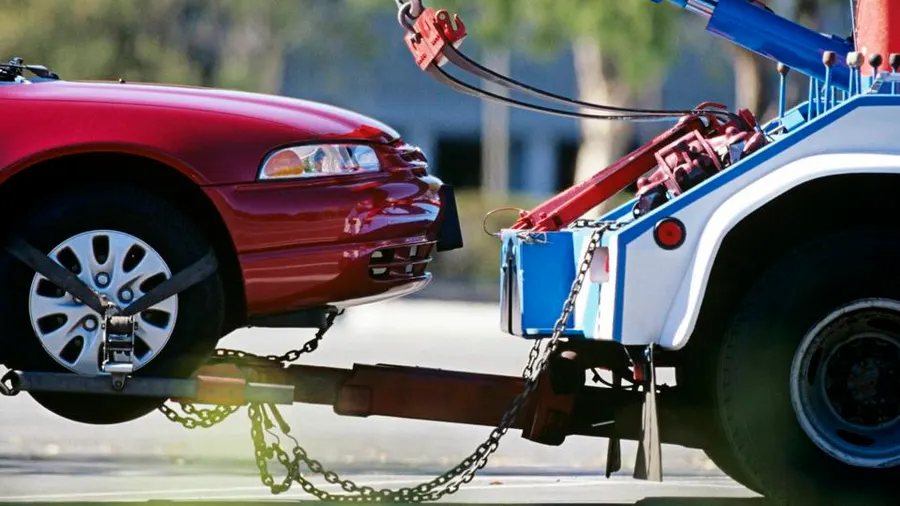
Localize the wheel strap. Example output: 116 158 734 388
119 248 218 317
3 236 107 314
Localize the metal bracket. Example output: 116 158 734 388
0 370 20 396
101 314 137 390
633 344 663 482
9 369 294 405
605 370 623 478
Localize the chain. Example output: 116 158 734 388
395 0 424 31
243 223 610 502
158 221 608 501
159 402 240 429
158 310 342 429
572 218 628 230
218 309 343 364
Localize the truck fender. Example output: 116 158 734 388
659 152 900 350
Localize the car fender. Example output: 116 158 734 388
659 152 900 349
0 97 328 186
1 141 204 185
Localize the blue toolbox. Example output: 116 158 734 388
498 228 602 339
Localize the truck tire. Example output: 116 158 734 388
0 182 225 424
676 354 763 493
713 226 900 506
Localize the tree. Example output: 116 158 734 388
729 0 851 121
0 0 371 94
367 0 681 211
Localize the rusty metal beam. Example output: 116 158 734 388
213 360 702 450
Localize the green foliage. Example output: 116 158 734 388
0 0 372 92
356 0 681 89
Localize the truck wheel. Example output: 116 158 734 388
714 226 900 506
0 183 225 424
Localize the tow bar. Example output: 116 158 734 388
0 221 682 502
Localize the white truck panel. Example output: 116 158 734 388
611 103 900 348
661 153 900 349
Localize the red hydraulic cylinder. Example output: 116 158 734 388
511 115 704 232
856 0 900 74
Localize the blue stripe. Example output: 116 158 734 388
610 94 900 341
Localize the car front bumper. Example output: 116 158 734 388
207 179 464 317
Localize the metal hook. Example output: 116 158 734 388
396 0 425 33
409 0 424 17
0 370 20 396
482 207 525 239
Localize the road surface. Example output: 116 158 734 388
0 300 759 504
0 462 762 504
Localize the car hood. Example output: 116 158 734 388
13 80 401 144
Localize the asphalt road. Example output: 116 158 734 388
0 464 761 505
0 299 759 504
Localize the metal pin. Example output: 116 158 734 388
890 54 900 95
822 52 836 110
777 63 790 119
807 77 816 119
868 53 883 92
847 52 864 96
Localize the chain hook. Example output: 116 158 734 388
408 0 424 17
482 207 525 239
396 0 425 32
0 370 21 396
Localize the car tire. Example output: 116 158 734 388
0 182 225 425
712 226 900 506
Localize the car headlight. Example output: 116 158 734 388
258 144 381 180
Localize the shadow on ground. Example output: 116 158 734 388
0 500 772 505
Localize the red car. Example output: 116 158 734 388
0 63 462 424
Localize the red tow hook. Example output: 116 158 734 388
404 8 468 70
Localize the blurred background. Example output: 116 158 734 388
0 0 854 299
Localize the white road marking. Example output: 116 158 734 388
0 477 743 501
1 477 748 503
133 480 751 504
0 478 425 502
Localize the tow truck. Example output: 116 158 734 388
3 0 900 504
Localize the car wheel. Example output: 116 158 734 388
0 182 225 425
714 226 900 506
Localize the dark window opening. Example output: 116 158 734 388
556 140 578 192
555 133 644 194
435 136 482 189
507 137 524 193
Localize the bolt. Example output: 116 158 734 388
119 289 134 303
96 272 110 287
83 317 97 331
